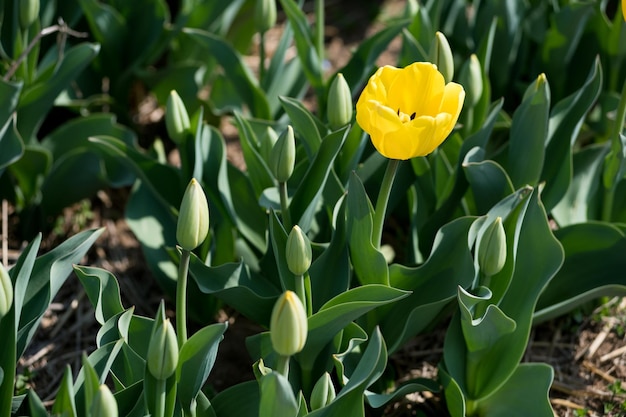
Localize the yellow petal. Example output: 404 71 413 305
623 0 626 21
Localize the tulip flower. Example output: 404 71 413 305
477 217 507 277
623 0 626 22
270 291 308 357
356 62 465 160
176 178 209 251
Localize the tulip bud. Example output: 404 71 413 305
428 31 454 84
259 126 279 166
147 319 179 380
254 0 277 33
286 225 312 276
404 0 419 18
0 262 13 319
165 90 190 144
459 54 483 106
270 126 295 183
327 73 353 130
310 372 336 410
91 385 118 417
19 0 39 30
270 291 307 356
477 217 507 277
176 178 210 251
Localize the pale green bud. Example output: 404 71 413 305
147 319 179 380
270 291 308 356
477 217 507 277
459 54 483 106
404 0 419 18
19 0 40 30
310 372 335 410
254 0 277 33
270 126 295 183
428 31 454 84
90 385 118 417
165 90 190 144
286 225 312 276
0 262 13 319
176 178 210 251
259 126 279 166
327 73 353 130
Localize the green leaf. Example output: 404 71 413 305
290 127 349 231
177 323 228 412
51 366 77 417
346 172 389 286
0 115 25 177
184 28 270 119
541 57 603 210
535 222 626 323
506 75 550 189
27 390 48 417
74 266 125 325
463 147 515 214
17 43 100 141
259 372 299 417
474 364 554 417
211 380 260 417
279 96 325 159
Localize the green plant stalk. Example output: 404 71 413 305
295 274 306 315
259 30 266 84
279 181 292 229
603 79 626 222
177 249 191 348
372 159 401 250
0 308 16 417
276 355 290 378
154 378 166 417
304 272 313 316
315 0 324 72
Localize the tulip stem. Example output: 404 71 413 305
295 274 306 315
176 248 191 348
372 159 400 250
315 0 324 73
276 355 290 378
279 181 292 229
154 378 166 417
259 30 266 84
304 271 313 316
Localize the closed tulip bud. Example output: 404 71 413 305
270 291 307 356
310 372 336 410
91 385 118 417
19 0 39 29
404 0 419 18
165 90 190 144
176 178 209 251
0 262 13 319
259 126 279 165
254 0 277 33
147 319 179 380
477 217 507 277
270 126 295 183
327 73 353 130
459 54 483 106
286 225 312 276
428 31 454 84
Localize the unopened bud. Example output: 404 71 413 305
286 225 312 276
310 372 336 410
165 90 190 144
459 54 483 106
477 217 507 277
404 0 419 18
327 73 353 130
270 126 295 183
176 178 210 251
147 319 179 380
91 385 118 417
254 0 277 33
0 262 13 319
19 0 39 30
428 32 454 84
270 291 307 356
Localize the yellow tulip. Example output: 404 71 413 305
356 62 465 160
623 0 626 21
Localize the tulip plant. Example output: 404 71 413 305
1 0 626 416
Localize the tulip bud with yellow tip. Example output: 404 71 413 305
147 319 179 380
327 73 353 130
310 372 336 410
270 291 308 356
286 225 312 276
428 31 454 84
477 217 507 277
0 262 13 320
176 178 209 251
91 385 118 417
165 90 190 144
270 126 295 183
